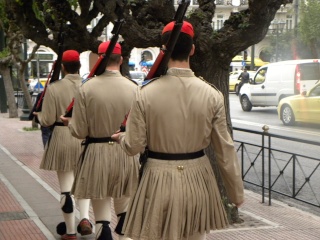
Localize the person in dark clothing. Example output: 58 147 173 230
40 125 51 147
30 92 52 148
236 68 250 96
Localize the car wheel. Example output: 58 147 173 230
240 95 252 112
281 104 295 126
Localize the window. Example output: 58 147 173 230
216 0 224 5
299 63 320 81
216 15 224 30
286 15 292 30
28 52 55 79
192 0 199 5
254 68 268 84
309 85 320 97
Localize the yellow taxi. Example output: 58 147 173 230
277 82 320 125
229 70 256 92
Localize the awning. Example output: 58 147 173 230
146 60 154 66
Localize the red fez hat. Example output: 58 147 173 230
162 21 194 38
62 50 80 62
98 41 122 55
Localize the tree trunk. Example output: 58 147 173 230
18 65 33 110
309 39 319 59
197 61 241 223
0 65 18 118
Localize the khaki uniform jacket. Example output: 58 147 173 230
68 70 139 199
120 68 244 205
38 74 81 126
69 70 138 139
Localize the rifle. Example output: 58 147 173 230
28 22 65 122
120 0 190 132
145 0 190 80
64 0 126 118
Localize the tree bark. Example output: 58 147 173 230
309 39 319 59
0 64 18 118
17 63 33 110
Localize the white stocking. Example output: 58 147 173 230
77 198 91 220
113 197 130 215
92 198 111 239
57 171 76 234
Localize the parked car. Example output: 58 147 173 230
129 71 147 85
229 70 256 92
277 82 320 125
239 59 320 111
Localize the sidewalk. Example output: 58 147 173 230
0 112 320 239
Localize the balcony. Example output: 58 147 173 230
175 0 249 7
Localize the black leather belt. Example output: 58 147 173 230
49 121 65 131
82 137 114 145
148 150 205 160
54 122 65 127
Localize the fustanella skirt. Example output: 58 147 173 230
72 143 140 199
40 126 82 171
123 156 229 240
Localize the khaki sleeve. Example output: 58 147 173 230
210 93 244 205
119 89 147 156
68 86 88 139
37 86 56 127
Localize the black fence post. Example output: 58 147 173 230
19 90 31 121
0 29 7 113
0 75 7 113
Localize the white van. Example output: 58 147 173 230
239 59 320 111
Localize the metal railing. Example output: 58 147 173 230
233 126 320 208
14 91 37 109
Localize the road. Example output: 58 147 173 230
228 92 320 216
229 93 320 143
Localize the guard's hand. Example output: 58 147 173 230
111 131 121 144
33 112 38 116
60 115 70 126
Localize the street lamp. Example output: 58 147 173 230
271 20 286 62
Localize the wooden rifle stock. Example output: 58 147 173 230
64 2 125 117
